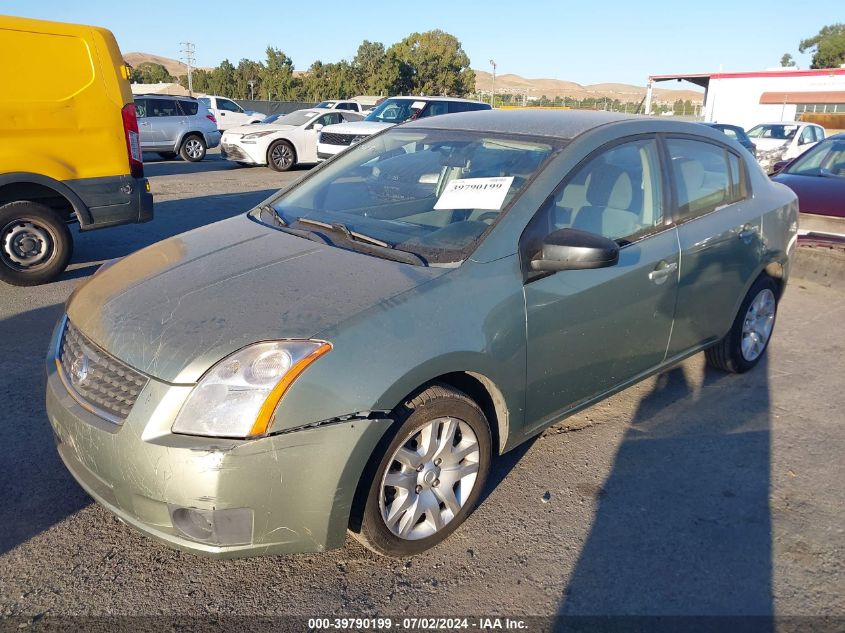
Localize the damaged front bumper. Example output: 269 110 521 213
44 322 392 559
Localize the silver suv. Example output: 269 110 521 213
134 95 222 162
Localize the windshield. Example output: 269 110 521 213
261 113 282 124
267 128 560 264
316 101 336 108
747 124 800 140
272 110 320 126
364 98 428 124
785 138 845 177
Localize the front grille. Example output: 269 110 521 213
58 319 149 423
221 143 249 161
319 132 357 146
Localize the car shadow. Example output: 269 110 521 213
65 189 279 272
555 359 774 626
0 303 91 556
141 152 240 177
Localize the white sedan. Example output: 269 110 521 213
220 108 363 171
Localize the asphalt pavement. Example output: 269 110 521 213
0 151 842 622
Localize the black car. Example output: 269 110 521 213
702 123 756 156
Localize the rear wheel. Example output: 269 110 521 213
267 140 296 171
705 275 779 373
180 135 206 162
0 201 72 286
351 384 492 557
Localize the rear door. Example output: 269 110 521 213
522 136 679 431
145 98 184 149
664 136 762 356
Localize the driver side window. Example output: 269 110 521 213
536 138 665 242
218 99 241 113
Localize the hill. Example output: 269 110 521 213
474 70 703 104
124 52 190 77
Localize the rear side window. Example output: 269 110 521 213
178 100 199 116
147 99 179 117
449 101 492 113
666 138 746 220
813 126 824 142
720 127 738 140
422 102 449 118
134 98 148 118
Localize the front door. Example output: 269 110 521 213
303 112 345 162
523 137 679 431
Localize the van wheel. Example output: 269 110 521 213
0 201 72 286
157 151 177 160
351 384 492 557
180 135 206 162
267 140 296 171
705 275 779 373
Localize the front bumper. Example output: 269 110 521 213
45 320 391 558
220 141 260 164
316 143 345 160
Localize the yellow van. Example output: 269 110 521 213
0 15 153 286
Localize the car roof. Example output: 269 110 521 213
137 94 196 101
403 109 643 139
384 95 487 104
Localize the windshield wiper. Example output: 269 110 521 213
297 217 427 266
256 205 331 245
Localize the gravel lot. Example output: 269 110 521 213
0 151 843 622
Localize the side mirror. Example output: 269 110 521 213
313 123 324 132
771 160 789 174
530 228 619 272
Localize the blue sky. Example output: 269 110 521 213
4 0 841 86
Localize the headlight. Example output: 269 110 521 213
172 340 331 439
240 130 275 142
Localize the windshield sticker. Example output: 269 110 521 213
411 101 427 110
434 177 514 210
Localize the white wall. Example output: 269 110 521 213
703 73 845 130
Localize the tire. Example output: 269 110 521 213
180 135 206 162
351 384 492 557
0 201 73 286
267 140 296 172
157 151 177 160
705 275 779 373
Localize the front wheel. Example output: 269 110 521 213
267 140 296 171
180 135 206 162
705 275 779 373
351 384 492 557
0 201 72 286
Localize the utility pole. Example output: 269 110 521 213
248 80 256 101
489 59 497 108
179 42 196 96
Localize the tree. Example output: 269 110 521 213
235 59 264 99
179 68 210 93
780 53 796 67
130 62 174 84
261 47 296 100
387 30 475 96
799 23 845 69
209 59 236 96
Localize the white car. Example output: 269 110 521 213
315 99 367 114
747 121 826 172
220 108 363 171
198 95 265 130
316 96 491 159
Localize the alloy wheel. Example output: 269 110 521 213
271 144 293 169
741 288 776 361
184 139 204 160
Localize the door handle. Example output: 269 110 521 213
648 261 678 285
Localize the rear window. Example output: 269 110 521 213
0 28 94 101
178 100 199 116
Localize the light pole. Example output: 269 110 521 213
248 80 256 101
489 59 497 108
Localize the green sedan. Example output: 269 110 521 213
46 110 798 558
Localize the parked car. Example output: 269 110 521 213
701 123 756 155
317 96 491 159
46 111 797 559
135 95 221 162
0 16 152 286
747 121 825 172
197 95 265 130
315 99 366 113
771 133 845 238
221 108 363 171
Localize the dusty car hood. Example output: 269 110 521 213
67 214 447 383
320 120 394 137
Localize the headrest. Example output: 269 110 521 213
586 164 633 209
